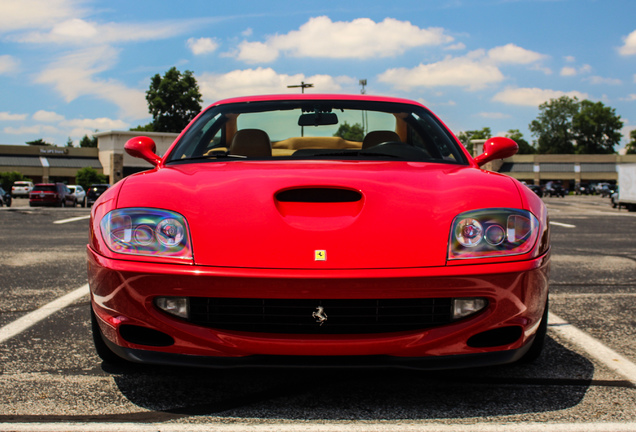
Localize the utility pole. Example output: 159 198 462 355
359 79 368 133
287 81 314 93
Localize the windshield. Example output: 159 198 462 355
166 100 467 165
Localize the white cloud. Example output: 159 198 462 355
35 46 147 119
187 37 219 55
445 43 466 51
560 66 577 77
15 18 201 45
3 125 61 135
492 87 589 107
561 63 592 77
0 0 84 33
237 41 279 63
236 16 453 62
198 68 351 101
61 117 128 130
620 94 636 102
584 76 622 85
564 56 576 63
619 29 636 56
378 56 504 91
0 112 27 121
33 110 65 122
487 44 547 65
477 112 511 119
0 55 19 74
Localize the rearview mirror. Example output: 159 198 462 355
473 137 518 167
298 112 339 127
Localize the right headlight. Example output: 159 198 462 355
448 208 539 260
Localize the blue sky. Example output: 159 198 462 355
1 0 635 151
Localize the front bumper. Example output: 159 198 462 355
88 246 549 367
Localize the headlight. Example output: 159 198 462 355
100 208 193 260
449 208 539 260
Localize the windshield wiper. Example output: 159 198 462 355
172 152 247 163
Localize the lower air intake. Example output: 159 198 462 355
188 298 453 334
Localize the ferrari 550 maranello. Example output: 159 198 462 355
88 94 550 369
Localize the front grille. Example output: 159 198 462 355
188 298 453 334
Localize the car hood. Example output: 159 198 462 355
116 161 523 269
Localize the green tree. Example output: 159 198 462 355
66 137 74 147
529 96 579 154
333 121 365 141
505 129 536 154
26 138 53 146
146 67 203 132
79 134 98 148
130 123 155 132
626 130 636 154
572 100 623 154
457 127 492 154
76 167 107 191
0 171 32 191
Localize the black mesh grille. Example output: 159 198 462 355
187 298 453 334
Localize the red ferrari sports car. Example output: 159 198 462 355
88 94 550 369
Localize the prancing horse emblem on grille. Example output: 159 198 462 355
312 306 328 326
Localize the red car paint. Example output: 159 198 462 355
88 94 550 368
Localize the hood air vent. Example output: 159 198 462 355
276 188 362 203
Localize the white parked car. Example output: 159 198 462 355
11 181 34 198
67 185 86 207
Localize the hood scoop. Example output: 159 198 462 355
274 187 364 231
275 187 362 203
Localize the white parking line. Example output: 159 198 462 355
0 284 89 344
549 312 636 386
550 221 577 228
0 422 635 432
53 215 91 224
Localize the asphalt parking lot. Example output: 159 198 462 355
0 195 635 432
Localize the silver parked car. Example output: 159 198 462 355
67 185 86 207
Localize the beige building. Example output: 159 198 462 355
0 144 101 184
2 132 635 189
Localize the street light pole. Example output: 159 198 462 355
287 81 314 93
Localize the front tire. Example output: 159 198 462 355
91 307 127 366
518 298 549 363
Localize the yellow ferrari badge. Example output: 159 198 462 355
314 250 327 261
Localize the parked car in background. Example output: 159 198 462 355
86 184 110 207
11 181 34 198
593 182 610 196
574 183 590 195
29 183 75 207
599 183 615 198
544 181 565 197
0 187 12 207
67 185 86 207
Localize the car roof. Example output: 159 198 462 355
208 94 426 109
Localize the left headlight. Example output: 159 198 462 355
448 208 539 260
100 208 193 261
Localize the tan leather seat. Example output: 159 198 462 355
362 130 401 149
228 129 272 157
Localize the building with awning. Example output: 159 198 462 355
2 134 635 189
0 145 102 184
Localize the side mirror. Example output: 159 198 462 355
125 136 161 166
473 137 518 167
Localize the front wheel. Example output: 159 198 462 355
518 298 549 363
91 307 128 366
